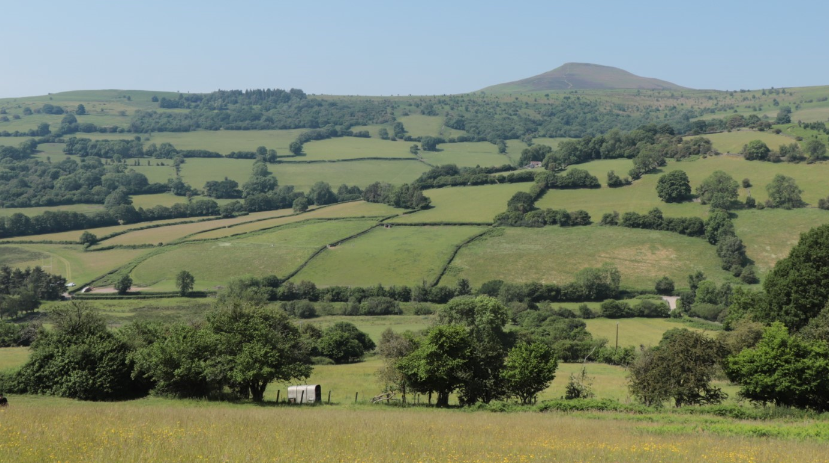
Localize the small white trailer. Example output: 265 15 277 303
287 385 321 404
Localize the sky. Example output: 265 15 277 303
2 0 828 97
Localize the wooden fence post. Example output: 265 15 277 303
355 392 358 404
328 390 331 404
276 390 280 404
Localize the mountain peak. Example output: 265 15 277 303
481 63 688 92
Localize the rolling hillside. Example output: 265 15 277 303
482 62 688 92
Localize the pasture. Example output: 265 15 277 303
2 395 826 463
733 208 829 276
2 216 206 243
419 141 512 167
102 208 297 246
702 130 795 153
584 317 711 347
130 219 377 290
301 137 414 160
396 114 466 139
272 159 430 191
391 183 530 224
292 225 487 287
179 157 256 188
441 226 732 289
0 244 149 286
0 203 104 218
536 155 829 220
188 202 398 240
75 128 308 154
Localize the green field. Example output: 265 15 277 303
419 141 513 167
128 164 176 184
585 317 709 347
3 216 206 243
441 226 732 289
734 208 829 276
292 225 487 287
103 208 297 246
301 137 415 160
396 115 466 139
536 155 829 220
391 183 530 224
75 128 308 154
179 157 256 188
273 160 430 191
0 244 149 285
703 130 795 153
130 219 377 290
0 203 105 218
189 202 398 240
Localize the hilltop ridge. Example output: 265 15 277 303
481 63 688 93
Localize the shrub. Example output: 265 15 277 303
655 277 675 295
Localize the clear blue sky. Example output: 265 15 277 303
2 0 827 97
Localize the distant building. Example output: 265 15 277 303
525 161 542 169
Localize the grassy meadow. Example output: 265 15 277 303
301 137 415 160
441 226 733 289
6 398 829 463
76 128 308 154
130 219 377 290
419 141 512 167
0 244 148 285
704 130 795 153
292 225 487 287
391 183 530 224
584 317 711 347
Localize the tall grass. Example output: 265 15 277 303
1 400 827 462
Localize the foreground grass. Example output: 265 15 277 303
2 399 828 462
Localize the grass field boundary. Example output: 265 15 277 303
178 201 361 242
93 216 223 245
275 157 420 164
68 245 175 294
0 239 77 245
431 227 496 287
73 291 216 300
391 222 494 227
184 216 386 245
283 223 386 283
86 244 158 252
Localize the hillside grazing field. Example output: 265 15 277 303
179 157 256 188
3 396 824 463
292 225 487 287
128 164 176 183
130 220 377 290
396 114 466 139
734 208 829 276
189 202 399 240
303 315 433 342
0 203 105 218
2 216 207 243
130 193 237 209
585 317 710 347
0 244 148 285
391 183 530 224
702 130 795 153
301 137 415 160
441 226 732 290
272 159 430 191
102 208 297 246
76 129 308 154
536 156 829 219
419 141 513 167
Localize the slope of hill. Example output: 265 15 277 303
481 63 688 93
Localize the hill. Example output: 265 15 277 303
481 62 688 93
